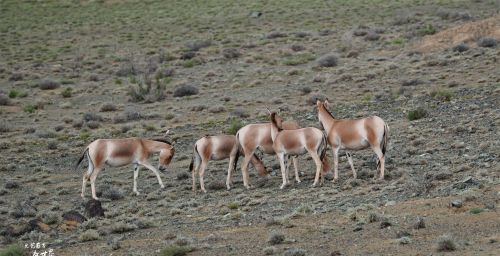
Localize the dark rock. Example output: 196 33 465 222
380 219 392 229
85 199 105 218
62 210 87 223
250 11 262 18
451 200 463 208
180 51 196 60
4 180 19 189
452 42 469 52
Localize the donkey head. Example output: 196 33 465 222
270 112 284 131
158 146 175 171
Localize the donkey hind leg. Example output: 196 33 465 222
310 151 323 187
292 156 300 183
140 161 165 189
346 152 357 179
241 153 254 189
198 160 208 193
226 154 236 190
89 167 102 200
372 145 385 180
278 153 288 189
81 162 93 198
332 147 340 182
133 164 140 195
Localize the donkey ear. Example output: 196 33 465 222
316 99 322 107
324 100 330 108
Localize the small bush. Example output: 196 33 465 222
0 244 24 256
291 45 306 52
100 103 117 112
38 79 60 90
79 229 100 242
317 54 338 67
173 85 199 97
266 31 287 39
418 24 437 36
128 79 166 103
116 62 138 77
227 202 239 210
61 87 72 98
436 235 457 252
452 42 469 52
226 118 243 135
156 68 175 79
23 104 36 113
208 105 226 113
8 90 18 98
110 222 137 233
469 208 483 214
283 53 315 66
414 217 426 229
207 181 226 190
176 172 189 180
0 124 10 133
284 248 306 256
9 73 23 81
185 40 212 51
430 88 452 101
0 94 10 105
398 236 411 245
477 37 497 48
181 59 201 68
364 31 380 41
268 232 285 245
263 246 277 255
222 48 241 59
367 212 379 223
160 245 193 256
102 187 124 200
47 141 58 150
83 112 104 122
407 108 427 121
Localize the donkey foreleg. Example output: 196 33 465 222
292 156 300 183
278 153 287 189
346 152 357 179
140 161 165 189
133 164 140 195
332 147 340 182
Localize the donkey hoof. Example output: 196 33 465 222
92 197 100 201
134 191 140 196
296 180 302 184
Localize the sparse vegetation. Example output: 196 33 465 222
418 24 437 35
407 108 427 121
0 244 24 256
430 88 452 101
268 231 285 245
79 229 100 242
61 87 72 98
316 54 338 67
469 208 483 214
227 202 239 210
226 118 243 135
160 245 193 256
0 94 10 105
477 37 497 48
38 79 60 90
173 84 199 97
437 235 457 252
100 103 117 112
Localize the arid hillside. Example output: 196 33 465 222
0 0 498 255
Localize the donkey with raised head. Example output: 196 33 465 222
75 132 175 200
189 134 266 193
316 100 389 181
270 112 330 189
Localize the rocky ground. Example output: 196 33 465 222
0 0 499 255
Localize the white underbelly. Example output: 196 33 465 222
106 157 133 167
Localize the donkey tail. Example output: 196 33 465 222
189 144 199 172
381 123 389 156
75 148 89 171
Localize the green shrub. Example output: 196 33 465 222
419 24 437 35
160 245 193 256
430 88 452 101
407 108 427 121
469 208 483 214
8 90 18 98
61 87 72 98
226 118 243 135
79 229 100 242
227 202 239 210
0 244 24 256
23 104 36 113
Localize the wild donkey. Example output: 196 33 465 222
228 116 302 190
316 100 389 181
270 112 330 189
75 133 175 200
189 135 266 193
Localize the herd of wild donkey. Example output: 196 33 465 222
75 100 389 200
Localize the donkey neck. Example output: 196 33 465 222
319 108 336 130
143 139 169 152
270 120 281 143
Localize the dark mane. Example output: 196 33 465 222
322 104 335 119
150 138 172 145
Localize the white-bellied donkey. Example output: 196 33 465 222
316 100 389 181
189 135 266 193
228 117 303 190
270 112 330 189
75 133 174 200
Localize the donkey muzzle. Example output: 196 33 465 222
158 165 166 172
